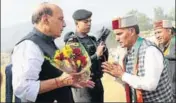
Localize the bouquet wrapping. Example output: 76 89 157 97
45 42 91 81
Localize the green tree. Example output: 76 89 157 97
106 32 119 48
127 10 153 31
166 7 175 21
154 7 165 21
154 7 175 21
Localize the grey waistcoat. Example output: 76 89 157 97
125 39 173 102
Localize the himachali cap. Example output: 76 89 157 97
112 15 138 30
154 20 172 29
72 9 92 21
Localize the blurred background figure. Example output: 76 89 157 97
5 64 21 102
154 20 176 101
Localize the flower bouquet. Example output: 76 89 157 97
45 42 91 81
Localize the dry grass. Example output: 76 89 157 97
102 74 126 102
1 65 6 102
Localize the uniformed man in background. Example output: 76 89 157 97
64 9 109 102
154 20 176 101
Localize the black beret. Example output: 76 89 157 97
72 9 92 20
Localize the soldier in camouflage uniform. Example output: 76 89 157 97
102 15 174 102
154 20 176 101
64 9 109 103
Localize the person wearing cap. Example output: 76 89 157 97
101 15 174 102
65 9 109 102
154 20 176 101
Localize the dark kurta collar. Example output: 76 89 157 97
33 27 55 42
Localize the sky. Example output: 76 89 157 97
1 0 175 28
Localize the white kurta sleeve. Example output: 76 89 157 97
12 40 44 102
121 46 164 91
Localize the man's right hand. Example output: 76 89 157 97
96 41 105 57
56 72 95 87
72 80 95 88
56 73 82 87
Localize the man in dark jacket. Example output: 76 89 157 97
11 3 94 102
65 9 109 103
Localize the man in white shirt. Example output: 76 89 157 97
101 15 173 102
11 2 94 102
